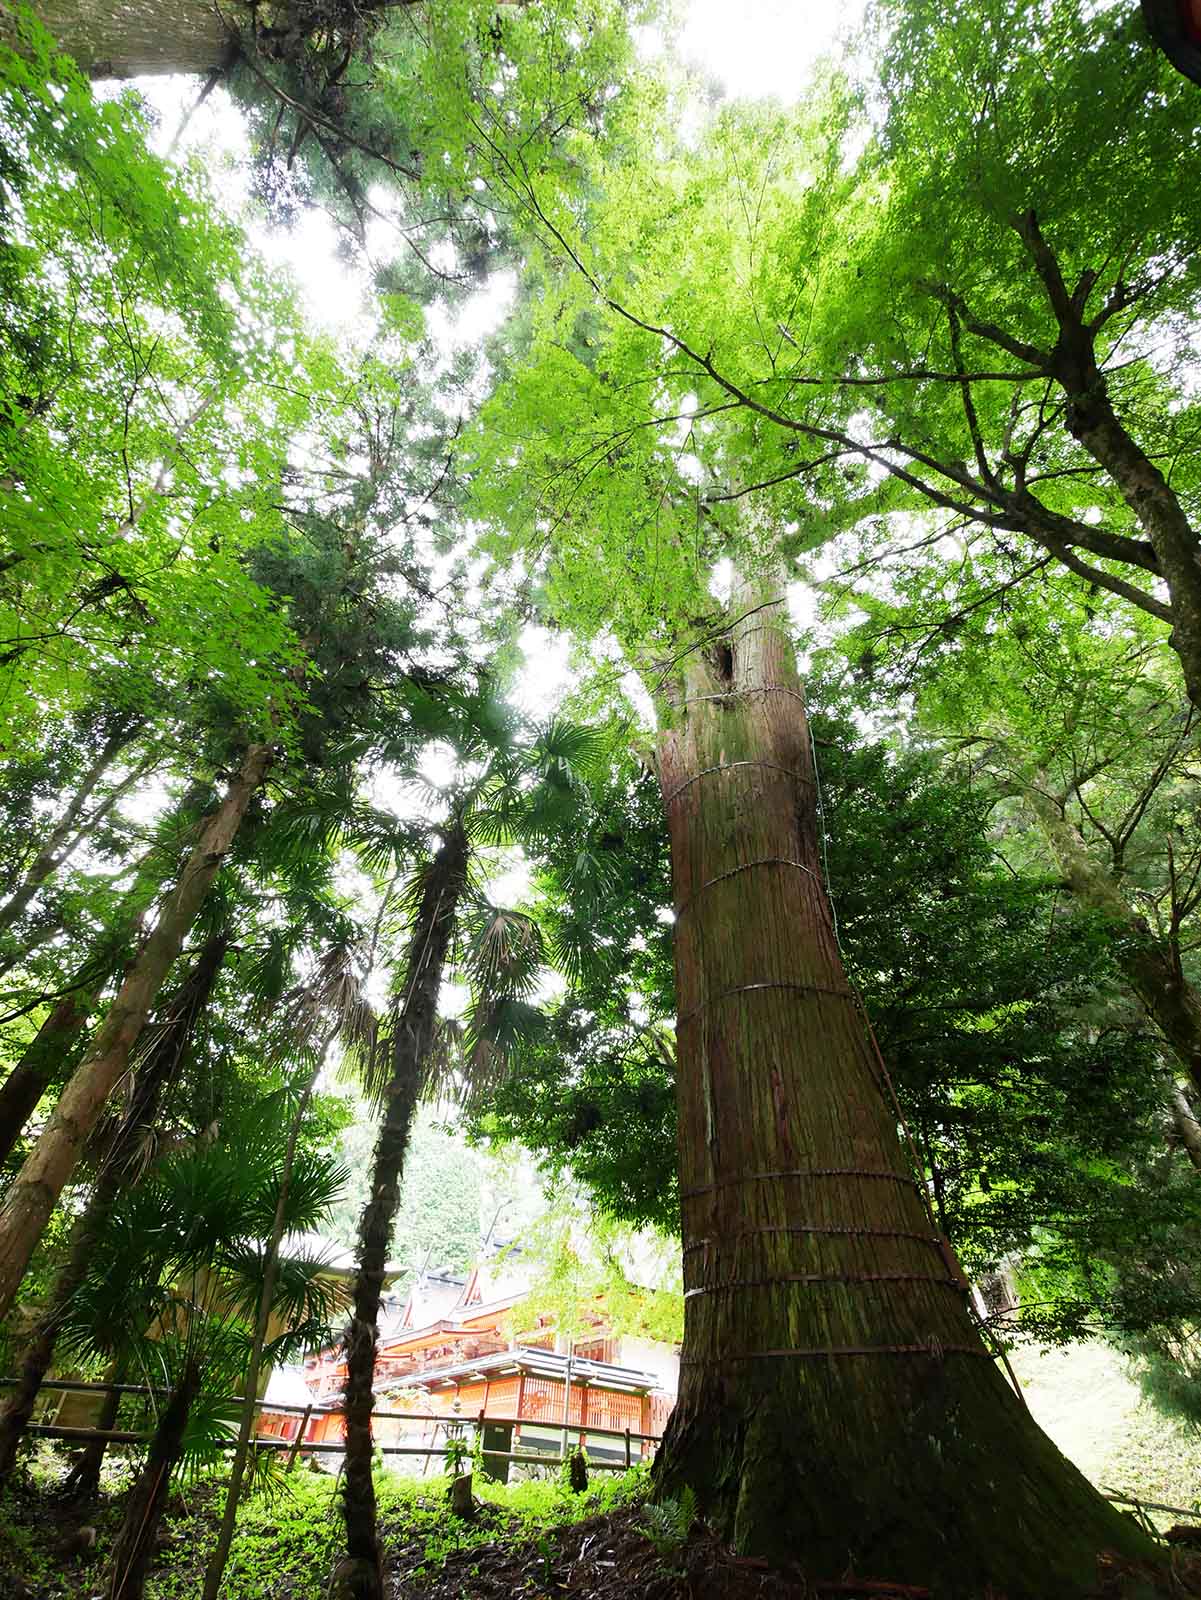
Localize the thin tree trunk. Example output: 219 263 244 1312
1170 1083 1201 1171
0 724 148 936
23 0 241 77
200 1024 339 1600
648 581 1151 1595
61 1365 125 1501
0 831 177 1162
1015 212 1201 710
337 823 470 1600
0 992 94 1166
0 933 229 1485
104 1360 200 1600
1063 382 1201 713
1021 779 1201 1096
0 743 270 1321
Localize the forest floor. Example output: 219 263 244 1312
0 1343 1199 1600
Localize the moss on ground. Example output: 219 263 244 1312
1 1342 1199 1598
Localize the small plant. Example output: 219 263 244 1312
444 1435 471 1478
641 1485 697 1563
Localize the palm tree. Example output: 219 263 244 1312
336 703 609 1600
57 1094 348 1600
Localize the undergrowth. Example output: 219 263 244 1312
0 1450 652 1600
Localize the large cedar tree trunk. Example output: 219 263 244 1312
26 0 241 77
338 822 470 1600
0 933 228 1485
649 587 1152 1597
0 744 270 1320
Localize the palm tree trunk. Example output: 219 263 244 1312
0 933 229 1485
104 1360 201 1600
0 723 148 936
648 581 1152 1596
200 1024 339 1600
0 743 270 1320
338 823 470 1600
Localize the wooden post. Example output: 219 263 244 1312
624 1427 631 1470
285 1405 312 1474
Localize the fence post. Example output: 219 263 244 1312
624 1428 631 1470
285 1405 313 1474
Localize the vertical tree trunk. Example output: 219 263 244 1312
104 1360 200 1600
0 933 229 1484
0 743 270 1321
0 992 94 1166
0 723 147 937
1170 1083 1201 1171
338 822 470 1600
649 583 1151 1596
1021 779 1201 1096
61 1366 125 1501
200 1023 339 1600
23 0 241 78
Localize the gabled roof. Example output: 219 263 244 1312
378 1345 662 1396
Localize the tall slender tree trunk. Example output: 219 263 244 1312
201 1024 339 1600
0 723 147 936
649 583 1151 1596
0 933 228 1485
0 830 177 1163
61 1364 125 1501
104 1360 200 1600
0 743 270 1321
0 992 94 1166
1170 1082 1201 1171
337 823 470 1600
23 0 242 78
1021 779 1201 1096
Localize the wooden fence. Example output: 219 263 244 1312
1 1376 663 1473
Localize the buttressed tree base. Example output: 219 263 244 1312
649 583 1154 1597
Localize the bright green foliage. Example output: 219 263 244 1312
0 13 340 753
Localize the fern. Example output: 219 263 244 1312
641 1485 697 1557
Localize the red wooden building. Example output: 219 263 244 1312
257 1260 677 1474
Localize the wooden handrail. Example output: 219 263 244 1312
3 1375 664 1443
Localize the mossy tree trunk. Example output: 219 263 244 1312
649 582 1153 1598
338 820 471 1600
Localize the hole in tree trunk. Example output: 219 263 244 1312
715 641 734 682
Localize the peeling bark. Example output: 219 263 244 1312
649 580 1152 1596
